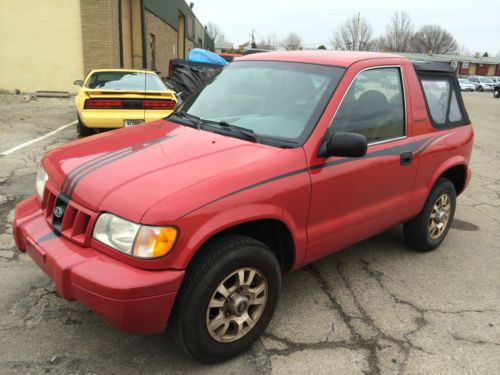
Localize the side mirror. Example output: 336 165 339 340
73 80 83 86
318 132 367 158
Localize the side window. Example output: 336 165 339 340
331 67 405 143
420 77 464 126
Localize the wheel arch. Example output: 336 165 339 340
427 156 469 196
180 204 304 274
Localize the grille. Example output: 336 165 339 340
41 186 97 246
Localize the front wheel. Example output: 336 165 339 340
169 235 281 363
494 89 500 98
404 178 456 252
478 85 483 92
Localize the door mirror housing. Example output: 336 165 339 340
73 80 83 86
318 132 368 158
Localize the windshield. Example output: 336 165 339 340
178 61 344 145
86 72 166 91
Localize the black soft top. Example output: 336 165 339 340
412 61 455 73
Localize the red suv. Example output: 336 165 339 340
13 52 473 362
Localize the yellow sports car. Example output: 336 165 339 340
73 69 177 136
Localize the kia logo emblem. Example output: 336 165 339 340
53 206 65 218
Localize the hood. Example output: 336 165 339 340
43 120 284 222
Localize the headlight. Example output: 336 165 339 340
35 165 48 199
92 213 178 259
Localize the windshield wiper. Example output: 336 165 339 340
170 111 203 129
205 120 261 144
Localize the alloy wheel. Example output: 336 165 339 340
428 192 451 240
206 267 268 343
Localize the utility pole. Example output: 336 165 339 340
354 12 361 51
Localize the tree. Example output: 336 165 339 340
412 25 458 54
483 52 489 57
331 14 373 51
317 45 327 50
457 44 471 56
372 36 388 52
258 33 279 50
381 11 414 52
280 33 302 51
206 22 226 43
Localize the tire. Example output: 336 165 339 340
494 89 500 98
478 85 483 92
404 178 456 252
76 118 94 137
169 235 282 363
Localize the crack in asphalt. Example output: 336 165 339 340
261 256 497 374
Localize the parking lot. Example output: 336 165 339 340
0 92 498 374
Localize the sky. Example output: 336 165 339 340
189 0 500 55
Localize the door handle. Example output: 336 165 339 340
400 152 413 166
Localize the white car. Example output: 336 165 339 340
467 76 495 91
458 78 475 92
490 77 500 85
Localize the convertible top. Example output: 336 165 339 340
412 61 455 73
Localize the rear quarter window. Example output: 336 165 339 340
418 73 470 129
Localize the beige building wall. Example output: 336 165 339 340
487 65 496 76
80 0 121 73
0 0 85 92
121 0 133 69
186 39 194 58
144 10 178 76
468 64 477 75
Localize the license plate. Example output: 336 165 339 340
124 119 144 127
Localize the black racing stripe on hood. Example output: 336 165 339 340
60 138 155 194
65 135 175 199
62 147 135 195
180 136 434 219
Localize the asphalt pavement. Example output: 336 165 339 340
0 92 498 374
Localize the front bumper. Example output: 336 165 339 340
13 196 185 334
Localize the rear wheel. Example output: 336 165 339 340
76 117 94 137
478 85 483 92
169 235 281 363
494 89 500 98
404 178 456 252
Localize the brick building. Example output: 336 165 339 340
397 53 500 77
0 0 214 93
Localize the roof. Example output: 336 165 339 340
238 51 404 67
397 52 500 65
215 41 234 50
89 69 158 75
412 61 455 73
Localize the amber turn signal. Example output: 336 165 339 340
132 226 178 259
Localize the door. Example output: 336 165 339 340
306 66 418 263
178 12 185 59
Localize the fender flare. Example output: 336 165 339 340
425 155 468 193
180 203 306 270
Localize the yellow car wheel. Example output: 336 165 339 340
77 117 94 137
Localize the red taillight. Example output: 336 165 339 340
143 99 176 109
84 99 123 109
